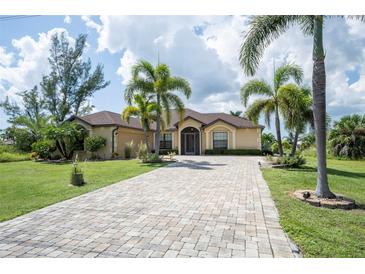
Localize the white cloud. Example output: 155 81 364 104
81 16 101 32
116 49 138 85
0 28 73 103
82 16 365 123
64 15 72 24
0 47 13 66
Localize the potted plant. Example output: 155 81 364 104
71 154 85 186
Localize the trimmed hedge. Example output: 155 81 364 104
205 149 262 156
152 149 178 155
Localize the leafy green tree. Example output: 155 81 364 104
329 115 365 159
125 60 191 156
122 93 157 152
41 32 110 123
43 122 87 159
239 16 364 197
261 132 276 152
278 84 313 156
31 139 57 159
240 63 303 156
0 127 35 152
40 32 109 159
0 86 48 144
230 110 243 117
84 136 106 158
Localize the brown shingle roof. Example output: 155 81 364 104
73 109 264 130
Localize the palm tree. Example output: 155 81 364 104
277 83 313 156
239 16 365 198
122 93 157 152
230 110 243 117
125 60 191 156
240 63 303 156
328 114 365 159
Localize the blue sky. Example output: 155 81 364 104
1 15 365 136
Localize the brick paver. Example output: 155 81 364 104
0 156 296 258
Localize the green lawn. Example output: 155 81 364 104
0 160 166 222
262 157 365 257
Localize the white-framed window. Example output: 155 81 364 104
160 133 172 149
213 132 228 149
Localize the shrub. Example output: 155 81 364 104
111 152 119 159
150 149 178 155
0 152 30 163
261 132 275 152
84 136 106 153
146 153 162 163
205 149 262 156
124 140 134 159
31 140 56 159
275 154 306 168
167 151 176 161
328 114 365 159
137 142 148 163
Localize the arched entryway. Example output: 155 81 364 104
181 127 200 155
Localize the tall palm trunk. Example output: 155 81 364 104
143 127 149 152
290 128 300 156
274 103 284 156
154 94 161 156
312 16 335 198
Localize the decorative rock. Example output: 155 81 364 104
292 190 356 210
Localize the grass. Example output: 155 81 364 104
0 152 30 163
0 144 30 162
0 159 166 222
262 157 365 257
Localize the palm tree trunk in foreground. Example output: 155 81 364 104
143 127 149 152
154 95 161 156
312 16 335 198
275 104 284 156
290 129 300 156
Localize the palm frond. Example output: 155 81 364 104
166 93 185 121
124 79 154 104
274 63 303 91
167 77 192 99
240 79 273 106
121 105 140 122
155 64 171 83
239 15 299 76
131 60 156 82
244 98 272 125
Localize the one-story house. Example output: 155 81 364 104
69 108 264 158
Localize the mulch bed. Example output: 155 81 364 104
292 190 357 210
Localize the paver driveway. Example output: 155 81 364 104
0 156 296 258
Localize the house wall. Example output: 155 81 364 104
89 126 115 158
116 127 153 158
235 128 262 150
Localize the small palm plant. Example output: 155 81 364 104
71 154 84 186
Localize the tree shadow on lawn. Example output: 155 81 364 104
288 166 365 179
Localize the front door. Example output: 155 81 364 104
185 133 196 155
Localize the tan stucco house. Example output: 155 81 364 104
70 108 264 158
